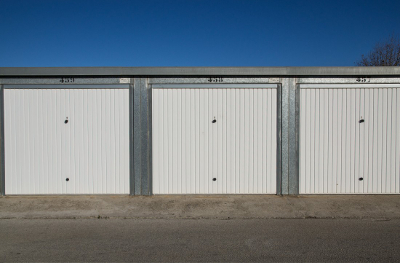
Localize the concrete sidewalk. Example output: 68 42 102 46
0 195 399 219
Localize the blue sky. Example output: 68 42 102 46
0 0 399 67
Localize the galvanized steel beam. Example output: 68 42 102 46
133 79 142 195
129 84 135 195
276 84 283 195
140 78 151 195
280 79 289 194
288 81 299 195
133 78 151 195
281 78 299 194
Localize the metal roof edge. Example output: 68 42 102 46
0 66 399 76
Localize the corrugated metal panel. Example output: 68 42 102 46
152 87 277 194
300 87 400 194
4 89 130 194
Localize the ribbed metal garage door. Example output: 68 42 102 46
152 84 277 194
4 88 130 194
299 84 400 194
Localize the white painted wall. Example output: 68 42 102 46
300 85 400 194
4 89 130 194
152 85 277 194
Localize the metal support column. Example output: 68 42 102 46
132 78 152 195
129 84 135 195
281 78 299 194
288 80 299 195
276 84 283 195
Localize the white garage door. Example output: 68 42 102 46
152 84 277 194
4 88 130 194
299 84 400 194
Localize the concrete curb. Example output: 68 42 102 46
1 195 399 219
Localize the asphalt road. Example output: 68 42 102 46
1 219 399 262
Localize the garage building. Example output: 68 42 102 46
0 67 399 195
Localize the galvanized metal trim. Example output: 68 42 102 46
3 84 130 89
298 78 400 84
0 85 4 195
152 84 277 89
276 84 283 195
2 67 400 76
129 85 135 195
149 78 279 84
2 76 400 85
0 78 130 85
301 84 400 89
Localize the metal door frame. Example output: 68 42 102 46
149 79 282 194
296 80 400 194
